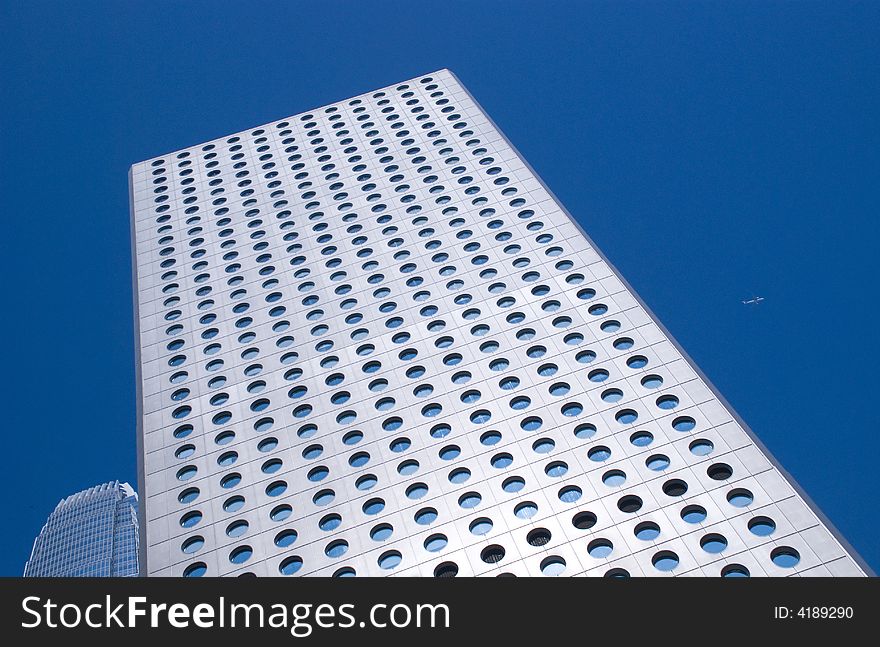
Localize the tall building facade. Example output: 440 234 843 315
130 70 869 577
25 481 140 577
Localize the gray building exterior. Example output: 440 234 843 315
25 481 140 577
130 70 869 577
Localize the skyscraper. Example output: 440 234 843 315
130 70 869 577
25 481 140 577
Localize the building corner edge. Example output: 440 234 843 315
129 166 148 577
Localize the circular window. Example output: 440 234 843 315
630 430 653 447
576 350 597 364
601 388 623 403
540 556 566 576
748 516 777 537
480 545 506 564
727 488 754 507
458 491 482 508
617 495 643 513
656 395 679 410
707 463 733 480
700 533 728 554
549 382 571 396
183 562 207 577
501 476 525 493
588 446 611 462
601 320 620 332
626 355 648 368
574 423 596 439
681 505 707 523
349 452 370 467
308 466 329 482
634 522 661 541
414 507 438 525
421 403 442 417
514 501 538 519
176 466 197 481
558 485 582 503
370 524 393 541
770 546 801 568
449 467 470 483
527 528 552 547
469 517 493 535
672 416 696 432
561 402 583 417
180 511 202 528
480 430 502 445
342 430 363 445
689 439 714 456
181 535 204 554
662 479 689 497
646 454 670 471
275 529 297 547
319 514 342 532
262 459 282 474
217 451 237 466
510 396 531 410
532 438 555 454
652 551 679 572
229 545 253 564
257 436 281 454
270 504 292 521
470 409 492 424
175 445 196 460
363 498 385 515
434 562 459 578
615 409 638 424
721 564 750 578
325 540 349 558
602 470 627 487
279 556 303 575
406 483 429 499
424 534 448 552
378 550 402 570
500 376 521 390
587 539 613 559
641 374 663 389
265 480 287 497
605 568 630 578
355 475 377 491
225 520 248 538
572 511 597 530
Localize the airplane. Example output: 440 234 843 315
742 296 765 306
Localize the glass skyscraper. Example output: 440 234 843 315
25 480 140 577
130 70 869 577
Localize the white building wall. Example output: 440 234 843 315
130 70 868 578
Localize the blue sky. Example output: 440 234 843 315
1 1 877 575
